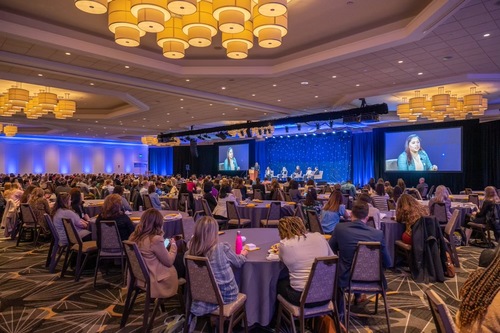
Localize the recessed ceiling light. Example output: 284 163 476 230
191 116 194 118
180 98 184 101
142 125 145 127
234 107 238 110
355 84 360 87
95 120 98 123
77 119 80 121
483 33 490 37
251 94 256 97
314 95 318 98
277 99 281 102
90 82 95 85
222 113 225 115
124 65 130 68
180 106 184 109
301 81 309 85
186 79 190 82
332 75 337 78
37 73 43 77
166 113 170 115
157 124 160 126
221 86 226 90
398 60 403 64
65 52 71 56
209 104 213 106
264 113 267 115
272 84 277 87
142 118 146 120
417 72 423 75
167 120 170 122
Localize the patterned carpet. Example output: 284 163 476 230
0 236 482 333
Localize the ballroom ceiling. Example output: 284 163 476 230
0 0 499 141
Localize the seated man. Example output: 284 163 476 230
341 180 357 199
329 200 391 299
313 167 320 176
291 165 302 179
416 177 428 198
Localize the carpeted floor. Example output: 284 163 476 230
0 236 482 333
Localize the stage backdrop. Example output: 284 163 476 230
262 133 352 183
0 136 147 174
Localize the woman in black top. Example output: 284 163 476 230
70 188 90 221
203 183 218 212
178 183 194 212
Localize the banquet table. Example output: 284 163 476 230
236 200 295 228
160 194 203 212
218 228 284 327
83 199 105 217
89 210 191 240
459 190 485 195
317 193 330 203
448 194 484 203
380 214 405 268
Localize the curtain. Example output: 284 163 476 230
148 147 173 175
254 140 267 179
352 132 374 187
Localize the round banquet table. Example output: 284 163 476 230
236 200 295 228
218 228 284 327
83 199 105 217
160 194 203 212
89 210 191 241
317 193 330 203
379 216 405 268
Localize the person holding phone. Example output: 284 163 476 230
128 208 179 299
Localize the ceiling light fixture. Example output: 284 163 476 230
75 0 289 59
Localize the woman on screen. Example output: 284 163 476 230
223 147 239 171
397 134 438 171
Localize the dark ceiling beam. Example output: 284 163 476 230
159 103 388 139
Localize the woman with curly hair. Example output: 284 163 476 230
457 250 500 332
396 194 428 245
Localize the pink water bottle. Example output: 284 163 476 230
235 231 243 255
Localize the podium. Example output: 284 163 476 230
249 169 257 181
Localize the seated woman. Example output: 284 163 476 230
212 185 236 219
128 208 179 299
113 185 133 212
148 184 165 210
456 250 500 332
70 188 90 221
202 182 217 212
96 194 135 243
177 183 194 212
302 188 322 216
371 183 389 211
429 185 452 220
269 179 281 201
51 193 91 245
28 187 51 237
288 180 302 203
392 178 406 203
278 216 334 306
233 178 247 200
396 194 428 245
186 216 247 316
468 186 500 240
320 191 349 234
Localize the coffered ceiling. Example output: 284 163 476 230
0 0 499 141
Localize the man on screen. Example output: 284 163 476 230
223 147 240 171
397 134 438 171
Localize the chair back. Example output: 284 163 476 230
232 188 242 202
226 201 241 221
102 188 110 199
265 183 272 192
285 192 292 202
427 185 436 199
44 214 59 245
179 193 190 213
294 203 307 226
131 190 143 211
185 255 223 306
20 203 36 224
464 188 472 195
444 210 459 237
98 220 123 253
277 189 286 202
62 218 82 247
433 202 448 224
468 194 479 207
366 216 376 229
342 194 350 207
143 194 153 209
406 188 422 200
201 198 214 217
122 240 150 287
266 201 282 222
254 189 263 200
387 199 396 211
425 289 458 333
307 210 324 234
420 186 429 199
446 187 453 195
350 242 382 283
300 256 338 307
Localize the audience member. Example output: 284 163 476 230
320 191 350 234
396 194 428 245
96 194 135 243
51 193 91 245
429 185 452 220
212 185 236 219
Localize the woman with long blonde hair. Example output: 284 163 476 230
396 194 428 244
186 217 247 316
429 185 452 219
129 208 178 298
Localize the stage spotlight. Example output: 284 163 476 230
304 134 307 136
316 123 320 130
215 132 227 140
297 124 301 131
295 134 299 137
343 130 348 133
240 130 245 137
323 132 327 135
287 135 290 138
258 129 262 136
279 135 283 138
332 131 336 134
204 134 211 139
313 133 316 136
285 126 289 133
197 135 204 140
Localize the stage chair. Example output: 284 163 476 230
260 201 281 228
94 220 126 287
425 289 458 333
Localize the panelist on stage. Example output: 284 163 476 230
305 167 314 180
292 165 302 179
280 167 288 179
265 166 273 179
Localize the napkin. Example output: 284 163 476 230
286 202 296 205
245 243 260 251
246 203 256 208
130 217 141 222
265 204 270 208
252 199 263 203
266 254 280 261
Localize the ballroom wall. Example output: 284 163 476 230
0 136 148 174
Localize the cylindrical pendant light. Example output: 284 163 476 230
74 0 110 14
253 5 287 48
213 0 251 34
222 20 253 59
109 0 146 47
182 1 218 47
130 0 171 33
157 17 190 58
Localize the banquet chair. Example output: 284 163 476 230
201 198 227 229
468 204 499 248
232 188 242 202
179 193 193 216
285 192 293 202
427 185 436 199
260 201 281 227
253 189 264 200
343 242 391 333
425 289 458 333
406 188 422 200
468 194 480 207
121 240 185 333
44 214 67 273
433 202 449 227
293 204 308 229
387 199 396 211
60 218 98 282
342 194 351 209
277 189 286 202
464 188 473 195
17 203 40 247
1 199 18 239
94 220 126 287
226 201 251 229
143 194 153 210
184 255 248 333
443 210 460 267
446 187 453 195
306 210 325 235
276 256 340 333
131 190 143 211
